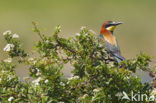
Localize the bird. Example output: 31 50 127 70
99 21 125 63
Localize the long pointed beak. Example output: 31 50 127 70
111 22 123 26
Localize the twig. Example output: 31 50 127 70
32 22 44 41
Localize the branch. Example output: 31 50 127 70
32 22 44 41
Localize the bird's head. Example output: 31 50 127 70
100 21 123 34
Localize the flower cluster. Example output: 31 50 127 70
3 44 14 52
2 30 27 58
32 77 43 86
3 30 11 36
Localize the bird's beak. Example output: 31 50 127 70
105 22 123 31
111 22 123 26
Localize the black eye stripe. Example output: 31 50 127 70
104 24 112 28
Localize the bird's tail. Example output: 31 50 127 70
113 53 125 63
113 53 130 69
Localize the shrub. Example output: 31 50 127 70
0 22 155 103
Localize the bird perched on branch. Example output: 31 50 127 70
99 21 125 63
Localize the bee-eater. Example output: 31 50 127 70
99 21 125 63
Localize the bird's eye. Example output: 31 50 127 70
104 24 111 28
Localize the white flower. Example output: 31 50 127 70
93 89 99 92
82 94 88 99
58 102 64 103
80 26 86 30
67 77 72 81
3 44 14 52
85 33 88 36
32 77 42 86
44 79 49 83
75 33 80 36
132 60 136 63
3 30 11 36
1 70 6 73
115 92 123 97
93 88 101 93
8 96 14 102
33 60 37 65
105 81 109 85
12 33 19 38
73 76 79 79
31 68 35 72
3 58 12 63
28 58 34 61
68 76 79 81
36 68 41 76
60 82 65 86
67 76 79 84
45 40 49 43
108 95 111 98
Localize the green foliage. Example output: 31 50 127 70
3 31 27 59
0 23 155 103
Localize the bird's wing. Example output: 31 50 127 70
105 41 125 62
98 34 121 54
114 39 121 54
99 35 125 61
104 38 120 53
